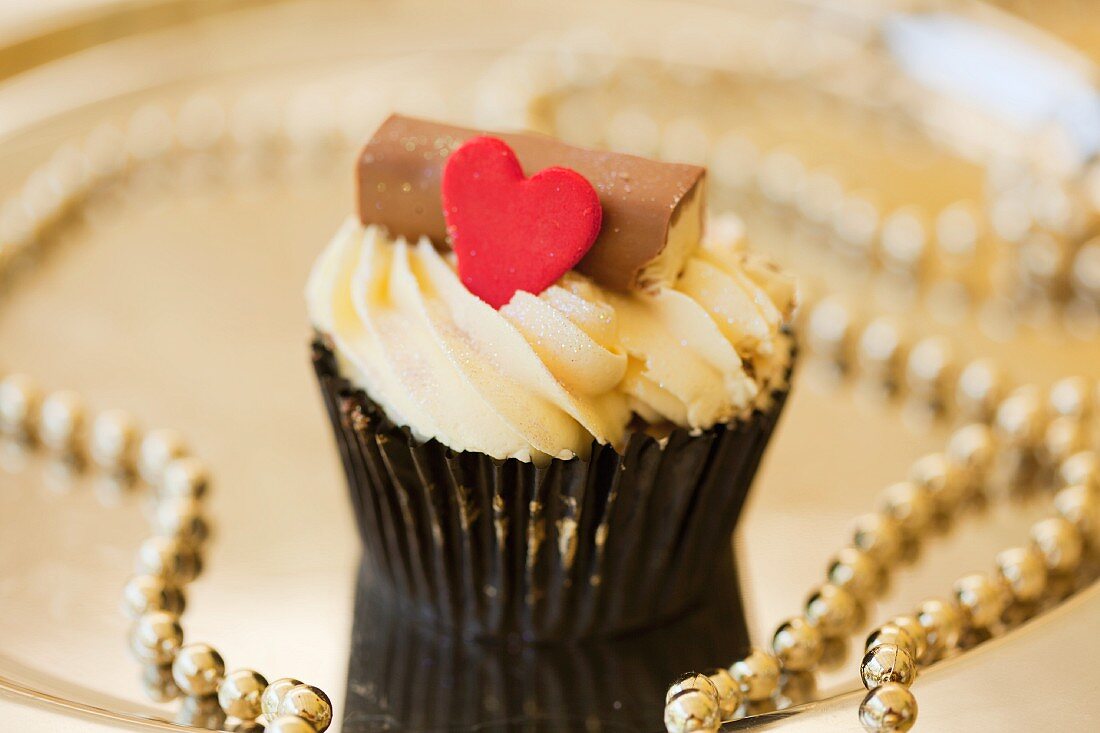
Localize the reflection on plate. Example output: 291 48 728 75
344 556 752 732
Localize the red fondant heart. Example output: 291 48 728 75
441 136 603 309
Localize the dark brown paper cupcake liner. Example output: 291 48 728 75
312 336 793 642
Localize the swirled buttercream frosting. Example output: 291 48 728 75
307 216 796 463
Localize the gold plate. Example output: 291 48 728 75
0 1 1098 730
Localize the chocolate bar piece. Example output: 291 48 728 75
357 114 705 292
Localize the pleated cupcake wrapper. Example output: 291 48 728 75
313 337 792 642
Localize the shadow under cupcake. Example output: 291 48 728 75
308 114 798 642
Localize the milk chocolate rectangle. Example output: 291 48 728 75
357 114 705 292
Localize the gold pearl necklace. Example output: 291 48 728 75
0 385 333 733
663 382 1098 732
0 102 341 732
482 40 1100 339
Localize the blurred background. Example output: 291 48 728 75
0 1 1098 731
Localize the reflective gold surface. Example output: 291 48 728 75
0 0 1098 730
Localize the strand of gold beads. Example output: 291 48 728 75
482 40 1100 324
0 93 353 732
0 378 334 733
663 380 1099 732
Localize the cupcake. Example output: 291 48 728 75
308 114 797 641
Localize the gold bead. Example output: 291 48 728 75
91 408 138 470
852 513 903 564
805 584 860 637
887 616 928 661
915 599 963 661
1042 417 1089 467
666 673 718 704
0 374 41 436
860 644 917 689
162 456 210 499
994 386 1047 449
139 428 188 486
952 573 1008 629
663 689 720 733
729 649 780 702
135 535 200 583
806 296 854 362
1049 376 1094 420
171 642 226 697
856 316 904 385
262 678 304 722
153 496 211 546
121 574 185 619
38 390 85 453
1054 484 1099 546
995 546 1047 603
218 669 269 721
905 336 954 405
859 682 918 732
879 481 934 535
1059 451 1098 491
278 684 333 732
129 610 183 665
865 625 918 661
954 359 1005 421
266 717 319 733
909 453 963 512
945 424 995 491
772 617 824 672
706 667 742 719
1030 517 1084 574
827 546 882 598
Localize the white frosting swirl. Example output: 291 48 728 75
307 216 796 463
